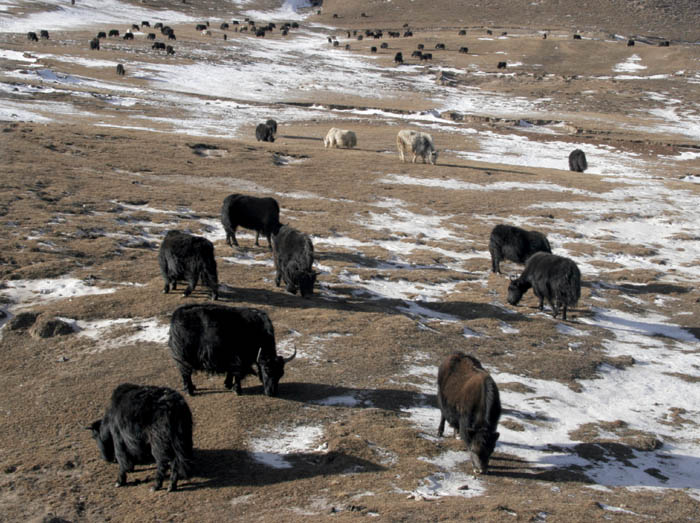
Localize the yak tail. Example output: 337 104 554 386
481 376 501 429
171 406 194 478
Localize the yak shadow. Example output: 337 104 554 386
589 280 692 296
178 447 385 491
280 134 323 142
433 162 536 177
316 250 453 272
216 283 531 325
279 382 437 413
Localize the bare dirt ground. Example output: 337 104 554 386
1 1 700 521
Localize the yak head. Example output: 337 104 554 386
506 277 530 306
429 149 439 165
87 419 116 463
257 348 297 396
467 428 500 474
298 270 317 298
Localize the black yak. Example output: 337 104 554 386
89 38 100 50
507 252 581 320
568 148 588 172
394 51 403 64
27 31 38 42
435 43 446 49
489 224 552 274
97 31 107 39
255 122 275 142
221 194 280 250
158 230 219 300
108 29 119 37
497 61 507 69
168 303 296 396
40 30 50 39
437 352 501 474
459 47 469 54
116 64 125 76
123 32 134 40
272 225 317 298
87 383 193 492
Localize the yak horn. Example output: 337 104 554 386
256 348 262 363
283 347 297 363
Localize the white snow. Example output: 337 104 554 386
249 425 325 469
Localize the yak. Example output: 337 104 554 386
221 193 280 250
116 64 125 76
568 149 588 172
89 38 100 50
507 252 581 320
489 224 552 274
158 230 219 300
27 31 38 42
272 225 317 298
437 352 501 474
168 303 296 396
87 383 193 492
396 129 438 164
255 122 275 142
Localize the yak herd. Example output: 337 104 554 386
83 16 590 492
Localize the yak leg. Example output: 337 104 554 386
224 371 234 390
233 376 243 395
113 435 132 487
265 233 273 250
275 268 282 287
561 303 568 321
230 226 239 247
411 153 418 163
183 274 198 297
533 290 544 311
168 464 180 492
438 415 446 437
182 373 195 396
162 280 170 294
492 254 500 274
254 230 260 246
151 452 168 491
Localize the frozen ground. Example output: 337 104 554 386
1 0 700 516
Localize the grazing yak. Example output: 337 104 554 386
421 52 433 60
40 30 50 39
27 31 38 42
221 193 280 250
394 51 403 64
158 230 219 300
396 129 438 165
272 225 317 297
116 64 125 76
497 61 507 69
87 383 193 492
255 122 275 142
507 252 581 320
568 148 588 172
89 38 100 50
108 29 119 37
489 224 552 274
324 128 357 149
168 303 296 396
97 31 107 39
437 352 501 474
